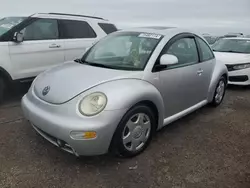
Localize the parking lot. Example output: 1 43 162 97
0 84 250 188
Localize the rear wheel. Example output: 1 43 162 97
210 77 226 106
110 105 156 158
0 77 5 104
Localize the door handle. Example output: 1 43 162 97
197 69 203 76
49 44 61 48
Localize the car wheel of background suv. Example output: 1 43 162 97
0 77 5 104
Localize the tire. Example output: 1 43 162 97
210 77 226 107
0 77 5 104
110 105 156 158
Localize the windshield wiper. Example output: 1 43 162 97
75 59 116 69
74 59 141 70
74 59 93 65
86 62 116 69
74 58 83 63
212 49 245 53
212 49 228 52
226 50 245 53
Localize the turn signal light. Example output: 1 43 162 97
70 131 97 140
83 132 97 139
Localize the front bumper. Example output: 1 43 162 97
21 92 127 156
227 67 250 85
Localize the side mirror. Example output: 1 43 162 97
13 32 24 43
160 54 178 66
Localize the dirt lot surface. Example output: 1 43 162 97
0 85 250 188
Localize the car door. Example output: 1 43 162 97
8 18 64 80
195 36 216 97
59 19 100 61
157 35 208 118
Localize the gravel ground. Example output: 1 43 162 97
0 84 250 188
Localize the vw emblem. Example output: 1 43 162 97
42 86 50 96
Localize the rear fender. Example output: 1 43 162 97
207 60 228 102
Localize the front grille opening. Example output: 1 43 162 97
32 124 77 156
229 75 248 82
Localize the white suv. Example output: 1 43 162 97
0 12 117 102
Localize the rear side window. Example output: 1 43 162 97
98 23 117 34
196 37 214 61
60 20 97 39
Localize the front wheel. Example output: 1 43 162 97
110 105 156 158
210 77 226 107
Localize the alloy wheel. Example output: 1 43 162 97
122 113 151 152
215 80 225 104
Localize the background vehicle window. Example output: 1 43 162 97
98 23 117 34
60 20 97 39
0 17 25 37
203 36 217 45
22 19 58 40
164 38 199 68
197 37 214 61
212 38 250 54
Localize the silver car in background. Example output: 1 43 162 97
21 27 228 157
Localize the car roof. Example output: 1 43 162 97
118 27 195 36
30 13 110 22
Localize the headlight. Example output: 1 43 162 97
233 63 250 70
79 92 107 116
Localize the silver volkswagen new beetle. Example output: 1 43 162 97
21 27 228 157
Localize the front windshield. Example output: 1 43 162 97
0 17 26 36
82 32 163 71
212 38 250 53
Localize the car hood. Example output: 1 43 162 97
34 62 144 104
214 52 250 65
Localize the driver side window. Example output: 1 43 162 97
163 37 199 68
20 19 59 41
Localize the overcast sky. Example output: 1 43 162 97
1 0 250 35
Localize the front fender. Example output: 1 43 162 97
208 60 228 102
84 79 165 129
